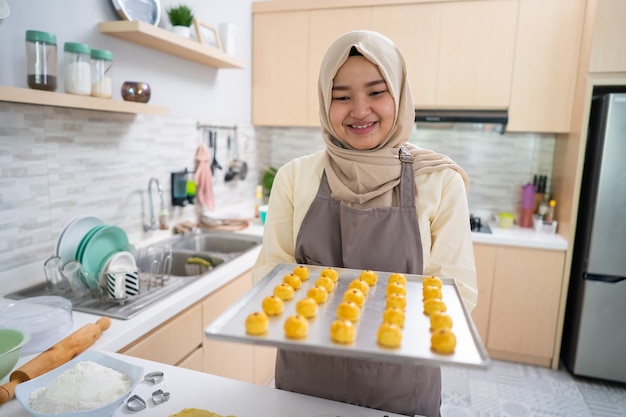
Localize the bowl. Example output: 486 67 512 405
0 328 30 380
0 296 73 355
15 350 144 417
121 81 151 103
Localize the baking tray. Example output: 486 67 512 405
204 263 490 369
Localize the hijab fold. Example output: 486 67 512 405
318 30 469 207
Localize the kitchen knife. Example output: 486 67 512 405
0 317 111 404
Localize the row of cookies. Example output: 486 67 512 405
422 276 456 354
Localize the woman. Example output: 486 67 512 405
253 30 477 417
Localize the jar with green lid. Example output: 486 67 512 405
90 49 113 98
64 42 91 96
25 30 58 91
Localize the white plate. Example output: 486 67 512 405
99 251 137 287
56 216 105 264
15 350 144 417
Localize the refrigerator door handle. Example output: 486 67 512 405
584 273 626 283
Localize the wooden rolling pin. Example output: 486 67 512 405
0 316 111 405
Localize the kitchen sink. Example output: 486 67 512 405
4 230 262 320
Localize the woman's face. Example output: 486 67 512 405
329 55 395 150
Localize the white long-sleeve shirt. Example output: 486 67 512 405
253 150 478 310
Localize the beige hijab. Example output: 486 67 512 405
319 30 469 207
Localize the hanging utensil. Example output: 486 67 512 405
210 130 222 175
224 135 237 182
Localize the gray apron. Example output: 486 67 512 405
276 148 442 417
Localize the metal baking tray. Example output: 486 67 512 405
204 263 490 369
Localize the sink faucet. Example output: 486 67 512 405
145 177 168 231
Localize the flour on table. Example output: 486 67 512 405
29 360 131 414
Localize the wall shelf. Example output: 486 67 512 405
98 21 246 69
0 85 170 115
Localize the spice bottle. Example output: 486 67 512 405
90 49 113 98
25 30 58 91
64 42 91 96
544 200 556 225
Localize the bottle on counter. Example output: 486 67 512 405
26 30 58 91
254 185 263 218
544 200 556 225
90 49 113 98
64 42 91 96
519 182 536 228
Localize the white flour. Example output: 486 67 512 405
29 360 131 414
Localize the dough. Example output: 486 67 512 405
423 298 447 316
330 319 356 344
385 293 407 310
382 306 405 327
295 297 318 318
429 311 453 332
377 322 402 348
320 267 339 282
431 328 456 354
273 283 295 301
292 265 310 281
314 275 335 293
422 276 443 289
336 300 361 321
262 295 284 316
388 273 407 286
422 285 442 301
245 311 269 335
306 285 328 304
284 314 308 339
343 288 365 307
282 273 302 290
348 278 369 295
169 408 235 417
386 281 407 296
358 269 378 286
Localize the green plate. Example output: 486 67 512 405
80 225 129 283
76 224 107 262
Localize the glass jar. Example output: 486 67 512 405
90 49 113 98
63 42 91 96
25 30 58 91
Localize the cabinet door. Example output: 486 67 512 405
252 11 309 126
178 346 204 371
437 0 517 107
371 3 442 107
487 247 565 365
471 243 497 344
253 345 277 386
589 0 626 73
202 271 254 382
120 303 203 367
508 0 585 132
306 7 372 125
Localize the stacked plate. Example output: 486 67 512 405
56 216 130 290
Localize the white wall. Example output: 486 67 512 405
0 0 253 122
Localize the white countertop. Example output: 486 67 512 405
470 223 568 251
2 350 405 417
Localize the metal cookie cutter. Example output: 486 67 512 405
126 394 147 412
151 389 171 405
144 371 164 384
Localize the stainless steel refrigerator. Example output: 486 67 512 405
561 92 626 383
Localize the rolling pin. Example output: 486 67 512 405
0 316 111 405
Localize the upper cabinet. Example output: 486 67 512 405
252 0 586 133
589 0 626 73
507 0 586 132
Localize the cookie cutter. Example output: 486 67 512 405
144 371 164 384
126 394 147 412
151 389 170 405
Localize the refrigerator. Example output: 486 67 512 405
561 92 626 383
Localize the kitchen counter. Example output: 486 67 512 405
471 223 567 251
2 350 405 417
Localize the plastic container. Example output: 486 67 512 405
90 48 113 98
519 183 536 228
64 42 91 95
499 212 515 229
0 296 73 355
25 30 58 91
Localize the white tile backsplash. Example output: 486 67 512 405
0 102 554 288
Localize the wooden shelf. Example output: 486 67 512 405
0 85 170 115
98 21 246 69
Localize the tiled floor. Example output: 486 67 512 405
441 360 626 417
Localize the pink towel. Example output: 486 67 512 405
195 142 215 211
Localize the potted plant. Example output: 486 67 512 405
167 4 194 37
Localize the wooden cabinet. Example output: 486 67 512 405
507 0 586 132
119 269 276 384
120 302 203 369
472 243 566 367
589 0 626 73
